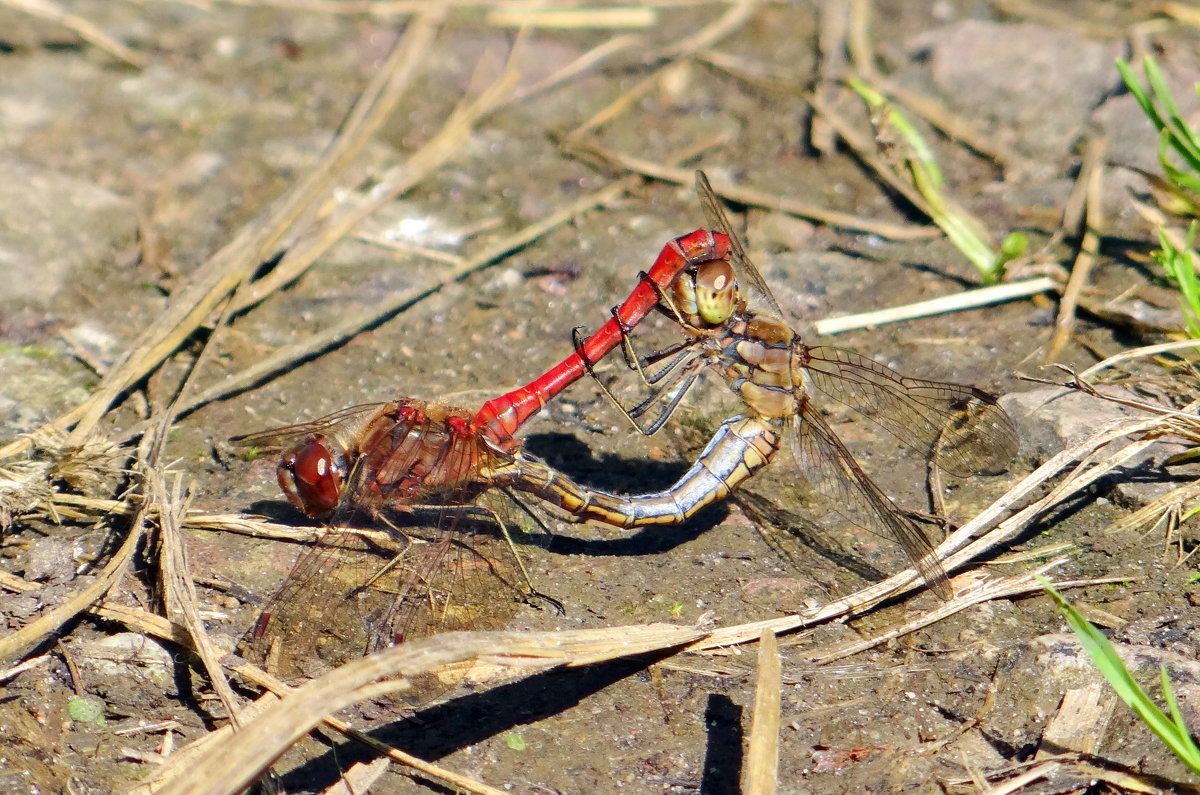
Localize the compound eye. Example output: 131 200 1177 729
693 259 737 326
278 438 345 517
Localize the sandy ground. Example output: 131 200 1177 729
2 2 1200 793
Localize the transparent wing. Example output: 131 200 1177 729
802 346 1019 477
229 402 388 449
789 404 952 599
241 403 531 703
244 525 407 681
694 169 785 318
244 503 527 703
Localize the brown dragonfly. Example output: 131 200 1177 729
579 171 1020 598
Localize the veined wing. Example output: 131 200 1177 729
694 170 785 318
244 523 411 682
367 502 532 702
244 505 527 703
789 404 952 599
229 402 389 450
801 346 1019 478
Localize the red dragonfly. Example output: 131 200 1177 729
231 227 743 686
583 171 1020 598
234 397 775 688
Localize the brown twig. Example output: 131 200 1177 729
570 0 757 136
0 496 146 661
1 0 147 67
742 628 780 795
0 9 448 463
227 11 456 313
1045 135 1107 361
559 137 938 240
149 625 706 795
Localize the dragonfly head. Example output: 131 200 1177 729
278 435 349 517
676 257 738 328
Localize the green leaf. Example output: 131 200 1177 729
502 731 526 751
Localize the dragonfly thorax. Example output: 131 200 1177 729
716 319 801 421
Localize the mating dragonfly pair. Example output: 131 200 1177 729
233 172 1019 684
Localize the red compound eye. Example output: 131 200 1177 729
278 439 344 517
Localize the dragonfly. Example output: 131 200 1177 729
232 398 533 689
230 227 745 687
577 171 1021 598
232 396 775 689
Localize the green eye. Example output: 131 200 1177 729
694 259 737 325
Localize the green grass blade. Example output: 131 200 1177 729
1117 58 1167 132
1039 577 1200 773
1145 57 1200 169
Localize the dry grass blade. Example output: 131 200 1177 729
1077 339 1200 380
0 9 447 464
937 419 1162 574
25 492 325 545
811 566 1132 664
1161 1 1200 26
814 276 1058 335
688 412 1170 653
808 0 851 155
0 498 146 662
559 137 937 240
152 625 704 795
0 654 50 684
1044 135 1107 361
105 599 514 795
512 33 644 104
1023 368 1200 425
326 758 391 794
0 427 122 530
149 462 245 729
741 628 780 795
979 760 1057 794
1 0 147 67
572 60 685 136
252 9 445 257
486 7 657 28
1106 478 1200 550
231 17 511 314
237 674 507 795
0 569 39 592
655 0 757 61
570 1 754 136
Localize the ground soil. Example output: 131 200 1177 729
3 2 1200 793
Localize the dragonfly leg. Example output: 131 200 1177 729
470 499 542 603
352 520 419 596
573 309 710 436
494 489 567 614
